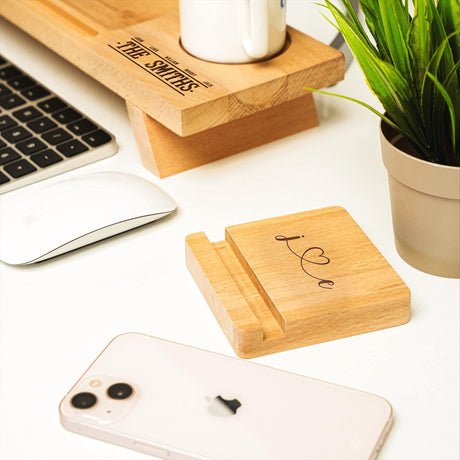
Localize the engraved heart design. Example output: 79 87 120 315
301 247 330 265
275 235 334 289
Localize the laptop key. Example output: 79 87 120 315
82 129 112 147
0 84 11 97
56 139 89 157
3 159 37 178
2 126 32 143
0 115 18 131
30 149 63 168
0 147 21 165
13 106 42 122
52 108 81 124
16 138 47 155
67 118 97 135
7 76 36 90
38 97 67 113
27 117 57 134
0 139 6 149
21 85 51 101
42 128 72 145
0 94 26 110
0 65 23 81
0 171 10 185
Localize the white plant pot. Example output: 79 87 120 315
380 121 460 278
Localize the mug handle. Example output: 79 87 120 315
244 0 269 59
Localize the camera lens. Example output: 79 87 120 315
71 392 97 409
107 383 133 400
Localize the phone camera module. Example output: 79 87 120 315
107 383 133 400
71 392 97 409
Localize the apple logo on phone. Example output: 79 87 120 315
207 395 241 417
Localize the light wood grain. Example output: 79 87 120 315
59 0 178 30
0 1 344 136
185 232 264 357
127 94 318 177
186 207 411 358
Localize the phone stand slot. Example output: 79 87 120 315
212 241 285 341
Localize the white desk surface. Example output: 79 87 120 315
0 6 459 460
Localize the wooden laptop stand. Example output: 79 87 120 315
0 0 344 177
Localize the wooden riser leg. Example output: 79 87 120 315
127 93 319 178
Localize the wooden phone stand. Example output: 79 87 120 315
186 207 411 358
0 0 344 177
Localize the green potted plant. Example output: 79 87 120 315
307 0 459 278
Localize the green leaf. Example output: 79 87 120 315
427 72 457 163
359 0 392 60
322 1 377 52
420 31 460 163
438 60 460 163
304 86 401 128
379 0 412 78
438 0 460 65
408 0 430 93
428 0 456 81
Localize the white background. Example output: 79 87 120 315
0 2 459 460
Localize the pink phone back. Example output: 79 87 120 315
60 333 392 459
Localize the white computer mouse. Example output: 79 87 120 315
0 172 176 265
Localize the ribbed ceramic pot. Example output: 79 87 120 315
380 121 460 278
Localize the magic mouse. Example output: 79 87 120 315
0 172 176 265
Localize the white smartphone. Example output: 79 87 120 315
59 333 393 460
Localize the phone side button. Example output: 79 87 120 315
133 441 170 457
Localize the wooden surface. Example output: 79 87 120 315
0 0 344 136
186 207 411 358
127 94 318 178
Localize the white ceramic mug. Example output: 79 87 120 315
179 0 287 64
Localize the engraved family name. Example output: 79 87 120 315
108 38 214 96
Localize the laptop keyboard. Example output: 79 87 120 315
0 54 117 194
